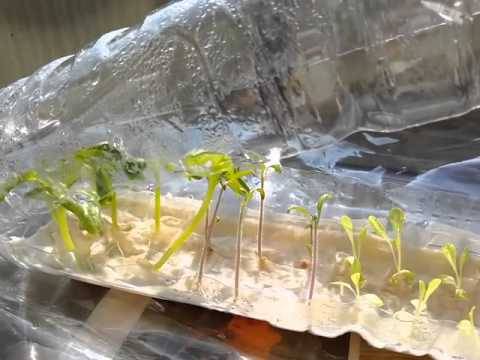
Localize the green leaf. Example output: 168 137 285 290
123 157 146 180
455 288 469 300
391 269 415 285
424 278 442 303
154 176 218 270
418 280 426 301
269 164 282 173
441 243 457 274
441 275 457 287
389 207 405 233
368 216 388 240
457 306 476 335
351 258 363 276
340 215 354 246
182 151 234 179
227 176 250 197
255 187 266 200
287 205 312 219
351 272 362 290
316 193 332 217
165 162 178 173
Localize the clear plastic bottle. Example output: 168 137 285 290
0 0 478 159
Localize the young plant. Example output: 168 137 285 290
288 193 333 301
331 272 384 308
75 143 146 229
153 151 235 271
339 215 366 279
147 159 172 234
411 278 442 318
440 243 470 300
457 306 478 338
197 186 225 283
245 150 282 262
228 170 255 299
368 208 415 285
0 170 102 253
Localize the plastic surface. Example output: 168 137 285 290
2 1 480 359
0 256 350 359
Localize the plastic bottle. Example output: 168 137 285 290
0 0 478 159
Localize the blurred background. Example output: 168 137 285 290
0 0 167 87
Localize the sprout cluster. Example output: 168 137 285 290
0 145 477 332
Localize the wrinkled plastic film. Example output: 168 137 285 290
1 0 480 161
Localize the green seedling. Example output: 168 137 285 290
75 143 146 229
147 159 169 234
245 150 282 262
368 208 415 285
197 183 225 285
228 170 255 299
440 243 470 300
411 278 442 318
457 306 478 338
197 164 253 287
153 151 236 271
331 272 384 308
0 170 102 253
339 215 367 281
288 193 333 301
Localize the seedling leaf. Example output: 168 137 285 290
340 215 354 246
288 205 311 219
455 288 469 300
368 215 388 240
351 272 363 297
441 275 456 287
442 243 457 273
424 278 442 303
419 280 426 301
316 193 333 216
391 269 415 285
457 306 477 336
389 208 405 234
270 164 282 173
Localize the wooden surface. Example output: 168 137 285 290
349 334 432 360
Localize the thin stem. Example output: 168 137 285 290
52 207 75 252
257 195 265 259
197 206 210 285
197 188 224 285
111 191 118 229
234 202 247 299
154 186 161 233
395 230 402 272
386 241 399 273
308 220 318 301
154 176 219 271
351 238 358 260
353 277 361 299
207 188 224 242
